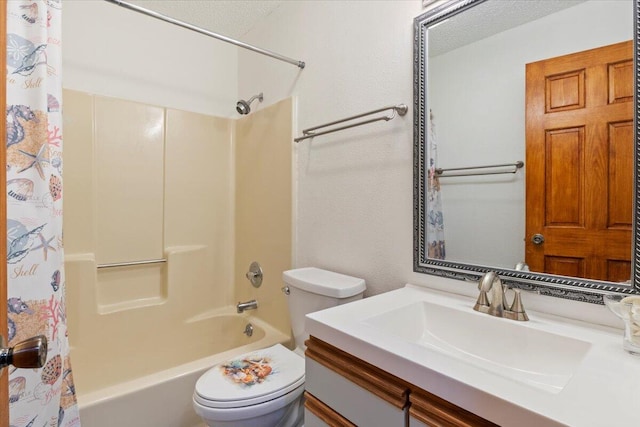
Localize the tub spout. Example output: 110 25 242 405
237 299 258 313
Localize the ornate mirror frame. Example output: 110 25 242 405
413 0 640 304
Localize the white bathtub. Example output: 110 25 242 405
74 313 290 427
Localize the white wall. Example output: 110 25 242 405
429 1 632 268
238 0 626 327
62 0 238 116
239 0 423 297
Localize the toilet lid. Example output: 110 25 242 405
194 344 305 409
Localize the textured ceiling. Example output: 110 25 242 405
122 0 587 55
429 0 587 57
126 0 284 39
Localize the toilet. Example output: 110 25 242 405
193 267 366 427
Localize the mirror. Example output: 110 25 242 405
413 0 640 303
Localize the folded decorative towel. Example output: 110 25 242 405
621 296 640 341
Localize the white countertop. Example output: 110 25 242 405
305 285 640 427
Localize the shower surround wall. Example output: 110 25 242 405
64 90 234 392
61 2 296 417
235 98 293 335
63 91 293 399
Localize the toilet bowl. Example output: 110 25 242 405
193 267 366 427
193 344 305 427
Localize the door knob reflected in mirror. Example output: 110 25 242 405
531 234 545 245
0 335 48 371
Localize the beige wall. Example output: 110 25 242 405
64 90 235 392
235 98 293 335
64 90 235 314
165 108 236 314
63 90 293 392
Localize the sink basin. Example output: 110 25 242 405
362 300 591 393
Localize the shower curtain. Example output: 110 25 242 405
6 1 81 425
427 110 445 259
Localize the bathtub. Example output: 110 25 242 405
74 312 291 427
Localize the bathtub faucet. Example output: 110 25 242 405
237 299 258 313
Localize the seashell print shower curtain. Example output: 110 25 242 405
427 110 445 259
6 1 80 425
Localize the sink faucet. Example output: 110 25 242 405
237 299 258 313
473 272 528 321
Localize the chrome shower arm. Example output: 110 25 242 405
246 93 264 105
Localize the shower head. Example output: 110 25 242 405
236 92 264 115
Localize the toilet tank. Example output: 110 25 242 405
283 267 366 352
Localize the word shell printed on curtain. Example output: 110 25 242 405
6 1 80 426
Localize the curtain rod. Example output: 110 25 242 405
103 0 306 69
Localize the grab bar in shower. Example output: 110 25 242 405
435 161 524 178
294 104 408 143
97 258 167 269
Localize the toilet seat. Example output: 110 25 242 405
194 344 305 409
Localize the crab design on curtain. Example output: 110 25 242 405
6 1 81 425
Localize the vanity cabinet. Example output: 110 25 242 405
304 336 497 427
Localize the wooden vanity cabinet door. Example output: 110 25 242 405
305 336 410 426
409 388 498 427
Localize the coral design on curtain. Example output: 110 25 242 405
427 110 445 259
6 1 81 425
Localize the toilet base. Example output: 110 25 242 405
194 384 304 427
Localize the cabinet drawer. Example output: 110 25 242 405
304 391 357 427
305 336 409 427
409 388 498 427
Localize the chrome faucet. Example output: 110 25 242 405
473 272 528 321
237 299 258 314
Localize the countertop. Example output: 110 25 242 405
305 284 640 427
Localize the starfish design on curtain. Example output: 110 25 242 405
18 144 49 180
32 232 57 261
7 1 81 425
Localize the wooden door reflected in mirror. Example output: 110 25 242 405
525 40 633 282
